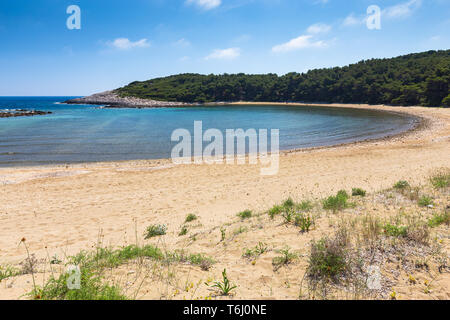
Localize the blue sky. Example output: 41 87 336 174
0 0 449 96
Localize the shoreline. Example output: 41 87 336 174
0 102 427 169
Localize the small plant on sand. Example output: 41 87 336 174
30 267 127 300
272 247 297 270
0 265 19 282
237 209 252 220
243 242 268 259
220 227 226 242
233 226 248 236
383 223 408 237
209 269 237 296
323 190 350 212
307 237 348 281
429 169 450 189
418 195 434 207
428 212 450 227
282 209 294 224
394 180 410 190
268 205 283 219
352 188 366 197
179 226 188 236
185 214 198 223
283 197 295 209
144 224 167 239
297 200 313 212
294 213 313 233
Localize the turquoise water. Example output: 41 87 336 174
0 97 415 166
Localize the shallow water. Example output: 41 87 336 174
0 97 415 166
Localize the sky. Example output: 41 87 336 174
0 0 449 96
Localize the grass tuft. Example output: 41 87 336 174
237 209 252 220
430 169 450 189
185 214 198 223
352 188 366 197
323 190 350 212
144 224 167 239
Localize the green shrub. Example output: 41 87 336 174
179 226 188 236
428 212 450 227
418 195 433 207
352 188 366 197
144 224 167 239
394 180 410 190
323 190 350 212
268 205 283 219
185 214 198 223
430 169 450 189
237 210 252 220
30 268 127 300
383 223 408 237
282 198 295 209
307 237 348 280
294 213 313 233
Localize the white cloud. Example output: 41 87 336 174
342 13 365 27
205 47 241 60
384 0 422 19
109 38 150 50
173 38 191 47
186 0 221 10
307 23 332 34
272 35 327 53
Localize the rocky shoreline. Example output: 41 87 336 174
0 109 52 118
64 91 195 108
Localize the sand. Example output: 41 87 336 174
0 103 449 299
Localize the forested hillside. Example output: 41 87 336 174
116 50 450 107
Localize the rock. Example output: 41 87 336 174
64 91 195 109
0 110 52 118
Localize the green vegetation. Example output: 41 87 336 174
418 195 434 207
116 50 450 107
323 190 350 212
352 188 367 197
272 247 297 269
237 209 252 220
242 242 268 259
383 223 408 237
282 198 295 209
268 204 283 219
430 169 450 189
31 268 127 300
428 212 450 228
144 224 167 239
307 236 349 280
233 226 248 235
294 213 313 233
297 200 313 212
220 227 226 242
179 225 188 236
0 265 20 282
394 180 410 190
185 214 198 223
209 269 237 296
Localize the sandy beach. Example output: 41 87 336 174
0 103 449 300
